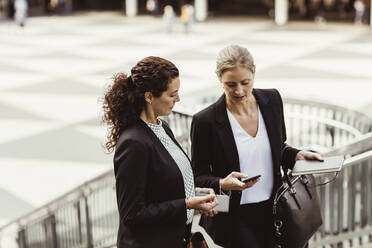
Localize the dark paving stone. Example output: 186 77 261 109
0 187 34 219
7 79 102 96
0 101 48 121
0 126 111 164
257 64 369 80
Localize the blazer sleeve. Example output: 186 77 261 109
190 115 220 193
114 138 187 228
275 89 300 171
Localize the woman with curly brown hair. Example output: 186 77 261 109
102 56 218 248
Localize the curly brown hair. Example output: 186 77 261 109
102 56 179 153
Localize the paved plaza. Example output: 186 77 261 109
0 12 372 226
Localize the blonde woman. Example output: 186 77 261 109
191 45 323 248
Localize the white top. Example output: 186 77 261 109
227 107 274 204
145 119 195 224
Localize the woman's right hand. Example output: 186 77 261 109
220 171 260 191
186 194 219 216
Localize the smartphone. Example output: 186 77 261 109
242 175 261 183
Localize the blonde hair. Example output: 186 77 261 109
216 45 255 78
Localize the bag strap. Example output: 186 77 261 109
282 163 339 187
273 165 307 212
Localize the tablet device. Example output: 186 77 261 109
291 155 344 176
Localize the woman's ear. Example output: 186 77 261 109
144 92 154 105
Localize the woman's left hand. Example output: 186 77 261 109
194 187 219 216
295 150 324 161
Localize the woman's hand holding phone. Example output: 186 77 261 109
220 172 261 191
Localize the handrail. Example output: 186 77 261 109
341 149 372 168
310 148 372 248
1 97 372 248
285 113 363 137
284 98 371 119
324 132 372 157
0 170 114 231
192 95 372 132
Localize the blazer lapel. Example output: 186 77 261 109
253 89 280 171
138 120 184 172
162 123 191 163
214 95 241 172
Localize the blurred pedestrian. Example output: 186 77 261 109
14 0 28 27
336 0 348 19
163 5 175 33
146 0 159 16
354 0 365 24
180 4 194 34
293 0 307 16
313 0 327 23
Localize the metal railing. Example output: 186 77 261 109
310 133 372 248
0 98 371 248
177 97 372 153
283 98 372 152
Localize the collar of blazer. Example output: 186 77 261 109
214 89 270 124
212 89 276 173
136 118 191 164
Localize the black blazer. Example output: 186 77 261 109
190 88 300 247
114 119 191 248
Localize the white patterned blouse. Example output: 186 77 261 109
145 119 195 224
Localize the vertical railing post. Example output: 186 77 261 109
75 201 83 245
327 126 335 147
329 174 336 234
84 196 93 248
367 159 372 226
370 2 372 28
336 171 343 234
17 229 27 248
49 215 58 248
361 161 369 228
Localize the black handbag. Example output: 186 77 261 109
272 171 323 248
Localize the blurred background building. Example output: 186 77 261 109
0 0 370 23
